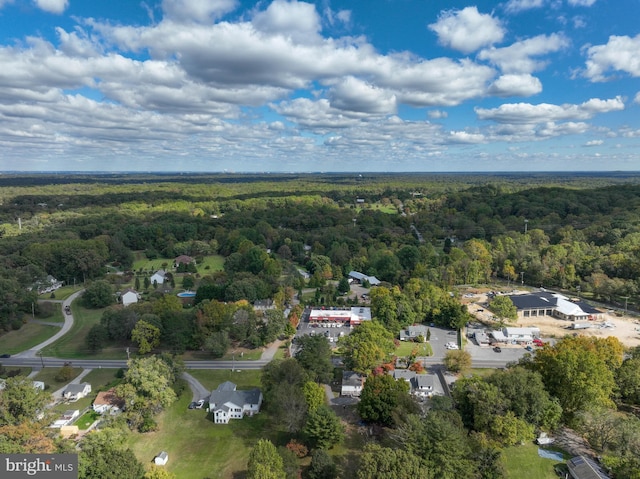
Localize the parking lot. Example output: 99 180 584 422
465 324 531 364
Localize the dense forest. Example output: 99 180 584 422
3 172 640 479
2 173 640 335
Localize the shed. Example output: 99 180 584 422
567 455 610 479
154 451 169 466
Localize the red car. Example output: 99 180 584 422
533 339 544 346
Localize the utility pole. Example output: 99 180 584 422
622 296 629 312
38 350 44 368
520 271 525 286
232 354 235 373
524 219 529 234
126 347 130 360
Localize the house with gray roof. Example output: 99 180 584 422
62 382 91 401
399 324 429 341
390 370 435 398
209 381 262 424
348 271 381 286
341 371 365 397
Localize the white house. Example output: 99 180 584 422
209 381 263 424
121 289 140 307
503 327 541 342
150 270 166 285
92 388 125 415
341 371 365 397
391 370 435 398
63 383 91 401
154 451 169 466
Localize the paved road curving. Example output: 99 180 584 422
15 289 84 359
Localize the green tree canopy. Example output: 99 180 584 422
247 439 286 479
303 405 345 449
489 295 518 323
294 334 334 383
82 280 114 308
357 443 430 479
338 321 395 375
528 336 623 417
358 373 411 426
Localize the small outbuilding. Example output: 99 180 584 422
154 451 169 466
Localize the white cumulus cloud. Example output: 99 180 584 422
162 0 238 23
253 0 322 44
584 34 640 81
429 6 505 54
504 0 545 14
34 0 68 14
488 74 543 97
479 33 570 74
476 96 624 123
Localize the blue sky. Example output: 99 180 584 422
0 0 638 172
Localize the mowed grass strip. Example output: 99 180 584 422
0 322 60 355
38 285 83 301
128 391 269 479
501 443 566 479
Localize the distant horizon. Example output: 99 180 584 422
0 0 638 172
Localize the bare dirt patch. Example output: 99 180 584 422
463 289 640 348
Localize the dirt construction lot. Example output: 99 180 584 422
463 289 640 349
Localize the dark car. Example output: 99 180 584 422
188 401 197 409
0 353 10 358
493 346 502 353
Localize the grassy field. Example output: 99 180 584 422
128 387 271 479
132 254 224 274
41 305 128 359
0 322 60 355
186 369 262 391
502 443 567 479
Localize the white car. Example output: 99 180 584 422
445 342 459 350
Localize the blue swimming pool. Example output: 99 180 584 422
177 291 196 298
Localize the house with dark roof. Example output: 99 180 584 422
209 381 262 424
567 455 610 479
174 255 195 267
93 388 125 415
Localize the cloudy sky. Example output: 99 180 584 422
0 0 638 172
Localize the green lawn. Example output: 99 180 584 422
82 368 122 390
395 341 432 357
41 305 128 359
76 411 101 430
196 255 225 272
132 254 224 274
0 322 60 355
32 367 84 390
128 390 271 479
0 366 32 378
502 443 567 479
186 369 262 391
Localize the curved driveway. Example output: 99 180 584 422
15 289 84 359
